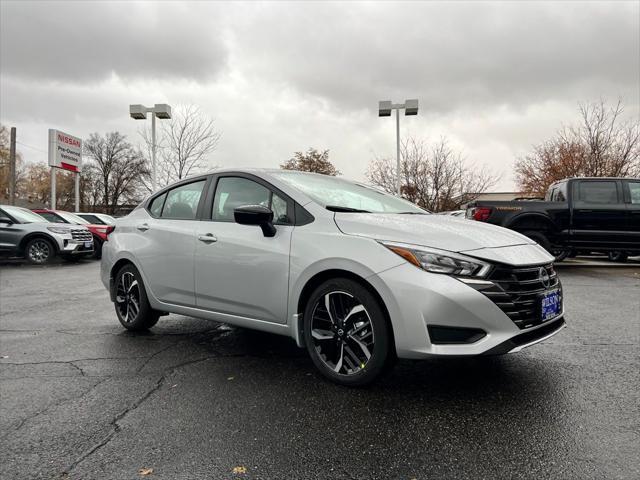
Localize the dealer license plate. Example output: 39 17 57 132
541 289 561 322
84 242 92 248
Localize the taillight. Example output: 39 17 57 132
104 226 115 240
472 207 492 222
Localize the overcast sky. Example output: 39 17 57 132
1 0 638 189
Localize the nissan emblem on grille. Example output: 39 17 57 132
539 267 551 288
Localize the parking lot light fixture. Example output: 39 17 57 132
378 99 419 196
129 103 172 191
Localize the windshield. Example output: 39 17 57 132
58 211 89 224
2 206 47 223
272 171 427 214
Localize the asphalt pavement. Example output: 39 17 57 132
0 260 639 479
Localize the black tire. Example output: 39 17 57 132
303 278 392 386
521 230 569 262
608 251 628 263
113 264 160 331
93 238 103 260
24 238 55 265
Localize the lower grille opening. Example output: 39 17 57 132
511 317 566 347
427 325 487 345
482 317 566 355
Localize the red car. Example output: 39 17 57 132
32 209 114 259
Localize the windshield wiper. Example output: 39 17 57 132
397 211 428 215
326 205 371 213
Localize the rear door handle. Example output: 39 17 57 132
136 223 150 232
198 233 217 243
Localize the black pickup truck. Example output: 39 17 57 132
466 177 640 261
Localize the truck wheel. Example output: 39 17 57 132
24 238 55 265
608 251 628 263
521 231 569 262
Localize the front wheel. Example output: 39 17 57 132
303 278 392 386
113 264 159 331
24 238 55 265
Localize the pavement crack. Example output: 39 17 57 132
68 361 86 376
64 356 215 475
4 377 109 439
135 342 180 373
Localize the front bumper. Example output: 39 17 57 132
61 240 94 254
371 262 565 358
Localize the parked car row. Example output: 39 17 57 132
0 205 115 264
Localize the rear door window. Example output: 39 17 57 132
575 181 619 204
149 193 167 217
161 181 206 220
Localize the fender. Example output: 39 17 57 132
19 232 61 253
287 256 404 347
505 212 558 232
107 251 150 302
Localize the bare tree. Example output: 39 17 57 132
139 105 221 191
367 136 499 212
83 132 148 213
516 99 640 194
281 148 340 175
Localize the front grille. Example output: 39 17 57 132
476 264 561 329
71 229 93 242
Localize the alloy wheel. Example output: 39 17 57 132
115 272 140 323
310 291 375 375
28 240 51 264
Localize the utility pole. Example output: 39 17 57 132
9 127 16 205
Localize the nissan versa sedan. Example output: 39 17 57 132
101 169 565 386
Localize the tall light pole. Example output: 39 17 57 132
129 103 172 191
378 99 419 196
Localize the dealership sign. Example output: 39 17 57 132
48 129 82 172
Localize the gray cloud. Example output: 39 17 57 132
229 1 639 113
1 1 638 190
0 0 228 82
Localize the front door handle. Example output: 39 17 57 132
198 233 217 243
136 223 150 232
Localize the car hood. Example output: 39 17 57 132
334 213 536 253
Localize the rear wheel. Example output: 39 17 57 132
521 230 569 262
113 264 159 331
303 278 392 386
24 238 55 265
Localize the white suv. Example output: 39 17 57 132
101 169 565 386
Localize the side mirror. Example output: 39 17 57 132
234 204 276 237
0 218 13 226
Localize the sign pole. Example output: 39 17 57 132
75 172 80 212
50 168 57 209
9 127 16 205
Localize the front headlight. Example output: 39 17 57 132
47 226 72 235
380 241 491 277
